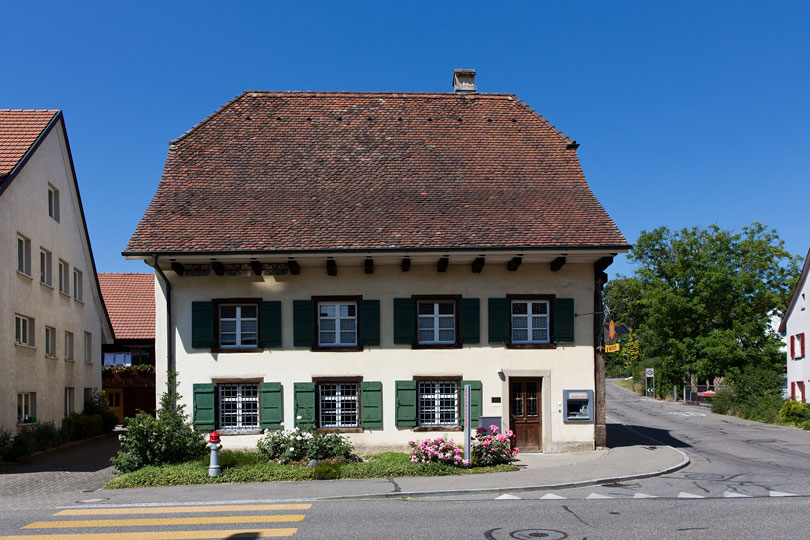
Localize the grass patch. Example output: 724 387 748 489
613 378 635 392
106 450 519 489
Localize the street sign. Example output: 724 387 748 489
645 368 654 378
605 343 620 352
608 320 616 341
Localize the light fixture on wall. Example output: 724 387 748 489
497 368 505 381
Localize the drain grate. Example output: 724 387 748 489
509 529 568 539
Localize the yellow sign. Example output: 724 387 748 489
605 343 620 353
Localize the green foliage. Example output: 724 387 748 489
605 223 800 392
606 330 643 377
471 425 519 466
710 387 784 423
256 428 355 464
61 414 103 441
212 450 264 469
111 372 206 473
313 461 341 480
3 422 63 461
0 427 12 461
779 401 810 424
83 391 120 432
103 364 155 374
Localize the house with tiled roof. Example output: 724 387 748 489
779 246 810 403
99 273 156 422
125 71 628 453
1 110 112 432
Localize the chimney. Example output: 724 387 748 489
452 69 477 93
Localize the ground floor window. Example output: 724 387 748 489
64 387 75 417
318 382 359 428
418 380 458 426
17 392 35 423
218 383 259 430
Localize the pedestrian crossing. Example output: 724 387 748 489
493 490 800 501
0 503 311 540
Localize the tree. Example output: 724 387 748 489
604 223 800 390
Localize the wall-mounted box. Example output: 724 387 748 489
563 389 594 423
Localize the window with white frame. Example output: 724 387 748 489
17 392 35 423
418 380 459 426
84 332 92 363
511 300 550 344
64 387 75 417
40 248 52 286
58 260 69 294
218 383 259 430
64 331 74 361
17 234 31 276
219 304 258 348
318 382 359 428
73 269 83 301
417 301 456 344
48 185 60 222
318 302 357 346
45 326 56 357
15 314 34 346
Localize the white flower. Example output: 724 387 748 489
279 422 284 427
289 446 295 451
296 415 302 420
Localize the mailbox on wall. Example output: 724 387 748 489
563 389 594 423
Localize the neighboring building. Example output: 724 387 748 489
124 71 628 453
0 109 112 431
779 246 810 402
99 273 156 422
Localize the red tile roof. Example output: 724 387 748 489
126 92 627 254
98 273 155 340
0 110 59 177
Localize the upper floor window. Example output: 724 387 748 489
511 300 550 344
417 301 456 345
45 326 56 357
84 331 92 363
73 269 83 301
58 260 69 295
48 185 60 222
219 304 258 348
17 234 31 276
65 331 74 361
40 248 52 286
318 302 357 347
15 314 34 346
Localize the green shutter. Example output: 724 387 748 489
459 298 480 344
395 380 417 426
191 301 215 348
293 300 315 347
393 298 415 344
460 380 482 427
488 298 510 344
260 301 282 348
358 300 380 346
293 382 316 428
192 383 215 430
260 382 283 429
360 381 382 428
554 297 575 344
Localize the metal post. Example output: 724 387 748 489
464 384 471 465
673 385 677 401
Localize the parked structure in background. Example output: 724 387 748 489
99 273 156 422
780 246 810 402
0 110 112 432
124 71 628 453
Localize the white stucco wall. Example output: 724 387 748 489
0 122 107 431
785 269 810 402
155 261 600 453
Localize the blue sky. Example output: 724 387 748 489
3 1 808 277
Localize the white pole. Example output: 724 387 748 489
464 384 471 465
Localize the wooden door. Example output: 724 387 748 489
107 389 124 423
509 378 542 451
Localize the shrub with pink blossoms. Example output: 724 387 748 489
471 425 519 466
408 436 469 467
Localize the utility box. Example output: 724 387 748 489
563 389 594 423
478 416 502 432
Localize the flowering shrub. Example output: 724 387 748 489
408 436 469 467
471 425 519 466
256 427 354 464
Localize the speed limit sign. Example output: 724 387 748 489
645 368 654 378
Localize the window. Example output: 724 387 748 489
64 387 75 417
318 382 359 428
103 352 132 366
15 314 34 346
417 301 456 344
791 333 806 359
511 300 550 344
218 383 259 430
17 392 35 423
219 304 258 348
318 302 357 346
83 388 93 409
48 185 60 222
45 326 56 357
73 269 83 301
418 380 459 426
17 234 31 276
65 331 74 361
58 260 69 294
84 332 92 363
40 248 52 286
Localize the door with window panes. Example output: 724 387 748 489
509 377 542 450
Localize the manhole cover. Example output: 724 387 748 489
77 498 109 503
744 439 780 444
510 530 568 539
684 473 725 480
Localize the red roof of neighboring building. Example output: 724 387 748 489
0 110 59 177
98 273 155 340
126 91 627 254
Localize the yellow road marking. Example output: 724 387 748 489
55 503 312 516
0 529 298 539
23 514 305 529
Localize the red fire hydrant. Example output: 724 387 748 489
207 430 222 477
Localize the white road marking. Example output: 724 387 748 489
495 494 522 500
633 493 658 498
769 491 796 497
540 494 566 500
724 492 751 498
585 493 613 499
678 492 705 498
